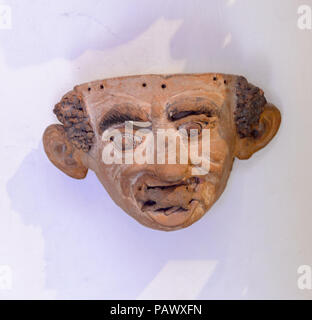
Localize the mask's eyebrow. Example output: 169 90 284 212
166 97 219 121
99 103 148 133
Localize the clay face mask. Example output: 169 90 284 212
43 73 281 231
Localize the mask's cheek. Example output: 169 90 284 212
195 132 233 211
94 158 127 207
186 202 205 227
201 181 217 209
204 129 232 175
96 164 142 223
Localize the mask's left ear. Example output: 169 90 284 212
43 124 88 179
235 103 281 160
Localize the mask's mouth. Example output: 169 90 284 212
134 177 201 227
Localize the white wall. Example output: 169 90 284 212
0 0 311 299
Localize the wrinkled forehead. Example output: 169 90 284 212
74 73 233 119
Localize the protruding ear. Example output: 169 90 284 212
235 104 281 160
43 124 88 179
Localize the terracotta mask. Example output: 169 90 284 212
43 74 281 231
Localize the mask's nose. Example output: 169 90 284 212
154 163 188 182
149 123 189 182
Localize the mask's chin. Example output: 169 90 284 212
132 175 205 228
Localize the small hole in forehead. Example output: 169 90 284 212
213 76 217 81
142 83 147 87
88 87 91 91
100 84 104 89
161 84 166 89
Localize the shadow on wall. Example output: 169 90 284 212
6 143 244 299
2 0 270 80
1 0 175 67
5 0 271 299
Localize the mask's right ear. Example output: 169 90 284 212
43 124 88 179
235 104 281 160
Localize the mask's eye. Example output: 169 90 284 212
112 132 143 151
178 122 203 138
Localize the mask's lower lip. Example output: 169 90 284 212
142 198 197 215
154 206 188 216
145 199 200 227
